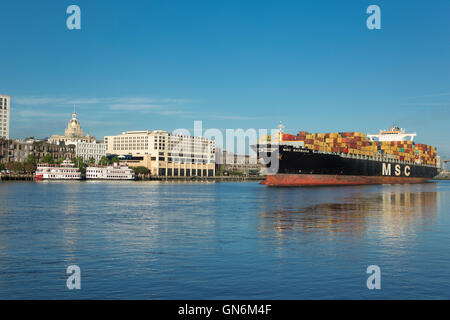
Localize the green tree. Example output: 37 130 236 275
99 156 108 166
132 166 150 175
24 163 36 174
217 165 225 176
24 154 37 165
88 157 96 165
41 154 54 164
72 156 86 173
24 154 37 174
0 163 5 171
56 158 65 164
7 161 23 173
111 156 120 164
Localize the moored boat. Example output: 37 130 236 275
86 163 135 180
34 159 82 180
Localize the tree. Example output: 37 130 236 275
0 162 5 171
24 154 37 173
88 157 96 165
99 156 108 166
7 161 23 173
24 154 37 165
72 156 86 173
24 163 36 174
132 166 150 175
41 154 54 164
111 156 120 164
217 165 225 176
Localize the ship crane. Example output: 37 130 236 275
367 126 416 142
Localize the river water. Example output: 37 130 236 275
0 180 449 299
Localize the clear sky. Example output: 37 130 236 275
0 0 449 156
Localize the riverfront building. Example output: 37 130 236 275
0 138 75 164
73 141 107 164
0 95 10 139
104 130 216 177
49 108 96 146
216 149 260 175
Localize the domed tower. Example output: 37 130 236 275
64 105 84 138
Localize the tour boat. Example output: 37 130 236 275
85 163 135 180
34 159 82 180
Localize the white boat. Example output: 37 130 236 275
86 163 135 180
34 159 82 180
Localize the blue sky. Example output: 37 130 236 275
0 0 449 156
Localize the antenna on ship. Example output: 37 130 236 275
278 121 284 143
391 122 400 131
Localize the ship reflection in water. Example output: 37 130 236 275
258 183 440 241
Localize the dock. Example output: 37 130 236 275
0 174 34 181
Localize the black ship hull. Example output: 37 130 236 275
257 144 439 186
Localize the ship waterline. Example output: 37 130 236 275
262 173 431 187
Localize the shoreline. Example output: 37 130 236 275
0 174 266 182
3 174 449 182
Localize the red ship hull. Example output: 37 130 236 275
261 174 431 187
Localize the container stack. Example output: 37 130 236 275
277 131 438 165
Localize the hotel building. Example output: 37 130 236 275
73 141 107 164
104 130 216 177
0 95 10 139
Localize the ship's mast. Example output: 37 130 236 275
278 121 284 143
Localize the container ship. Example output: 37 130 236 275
255 124 440 186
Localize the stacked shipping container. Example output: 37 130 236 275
275 131 438 165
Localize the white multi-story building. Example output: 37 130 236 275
74 141 107 164
104 130 216 177
0 95 10 139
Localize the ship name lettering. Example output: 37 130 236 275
395 164 401 176
382 163 391 176
404 166 410 176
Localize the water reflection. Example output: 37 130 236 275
259 184 439 240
